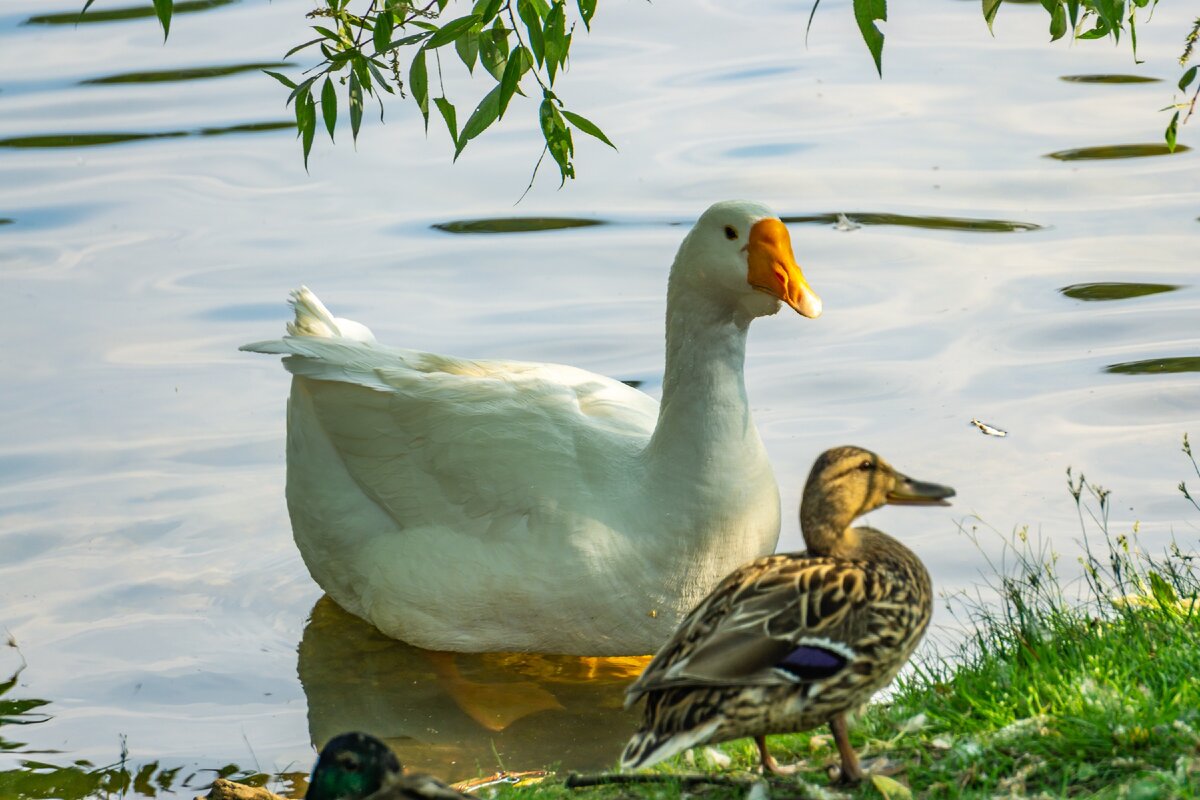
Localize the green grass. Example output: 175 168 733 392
505 438 1200 800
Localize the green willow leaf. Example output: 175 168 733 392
1181 65 1198 92
455 84 503 158
434 97 459 146
287 75 319 107
1093 0 1121 42
152 0 172 39
518 0 546 66
366 59 394 96
473 0 504 25
539 93 574 183
373 10 394 56
456 26 480 73
561 109 615 149
498 45 531 118
1166 110 1180 152
983 0 1001 33
313 26 345 45
321 76 337 141
576 0 596 30
351 53 373 94
543 1 567 84
284 37 323 59
349 71 364 142
479 24 509 80
1049 2 1067 41
410 48 429 130
426 14 481 48
853 0 887 76
1065 0 1079 30
384 31 434 49
299 89 317 169
263 69 297 90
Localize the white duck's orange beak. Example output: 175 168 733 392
746 218 822 318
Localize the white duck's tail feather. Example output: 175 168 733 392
285 286 376 343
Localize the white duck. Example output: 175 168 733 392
242 200 821 656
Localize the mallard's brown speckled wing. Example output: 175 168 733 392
626 552 887 704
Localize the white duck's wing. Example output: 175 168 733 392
242 333 659 535
625 554 879 701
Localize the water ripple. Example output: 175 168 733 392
782 212 1044 233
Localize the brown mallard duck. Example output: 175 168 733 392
621 446 953 783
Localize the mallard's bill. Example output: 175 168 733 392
886 474 955 506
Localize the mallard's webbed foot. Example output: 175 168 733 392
756 736 798 777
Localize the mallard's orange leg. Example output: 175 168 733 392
755 736 796 776
828 714 863 785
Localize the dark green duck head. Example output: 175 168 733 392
307 732 402 800
800 445 955 557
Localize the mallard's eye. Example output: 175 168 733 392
723 225 738 240
858 460 874 471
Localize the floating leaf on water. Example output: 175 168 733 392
971 418 1008 437
25 0 236 25
0 122 293 149
1105 357 1200 375
0 131 189 148
81 62 288 85
1060 74 1162 84
1060 282 1181 302
432 217 607 234
834 213 862 232
782 212 1042 233
0 218 13 227
1045 143 1192 161
195 121 294 137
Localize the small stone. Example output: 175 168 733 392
703 746 731 767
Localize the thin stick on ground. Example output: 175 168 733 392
564 773 760 790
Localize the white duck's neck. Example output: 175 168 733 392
643 277 760 468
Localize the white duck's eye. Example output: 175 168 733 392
723 225 738 240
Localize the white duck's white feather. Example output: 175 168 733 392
243 201 817 655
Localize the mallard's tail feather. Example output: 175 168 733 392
620 719 720 771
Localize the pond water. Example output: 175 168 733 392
2 0 1199 795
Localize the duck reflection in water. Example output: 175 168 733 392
298 597 650 780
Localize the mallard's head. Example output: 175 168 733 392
800 446 955 555
672 200 822 320
306 732 402 800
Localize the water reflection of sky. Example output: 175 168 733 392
1 0 1198 793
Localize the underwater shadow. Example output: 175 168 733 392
298 597 646 782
